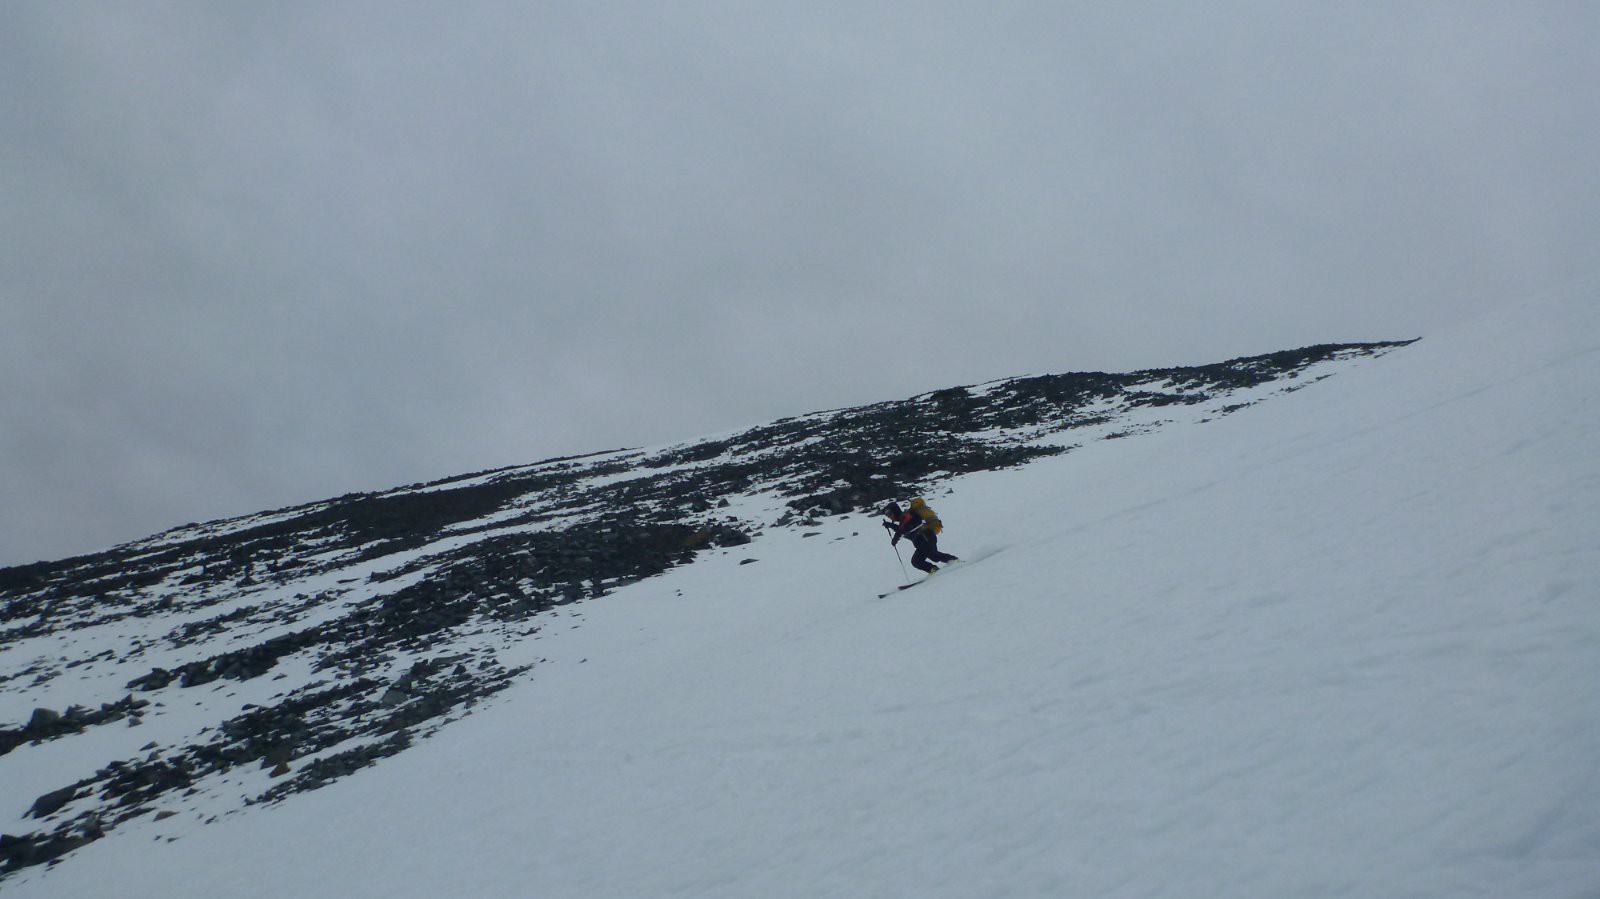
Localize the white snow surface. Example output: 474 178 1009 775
9 287 1599 897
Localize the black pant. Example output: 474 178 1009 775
909 532 957 572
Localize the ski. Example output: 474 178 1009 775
874 551 1001 598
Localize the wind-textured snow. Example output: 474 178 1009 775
8 284 1599 897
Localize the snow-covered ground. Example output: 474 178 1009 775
9 284 1598 897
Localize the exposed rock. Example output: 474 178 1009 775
28 708 60 730
29 785 77 819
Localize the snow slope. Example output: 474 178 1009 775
9 285 1598 897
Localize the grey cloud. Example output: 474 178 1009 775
3 2 1597 564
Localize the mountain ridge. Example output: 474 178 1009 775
0 340 1412 878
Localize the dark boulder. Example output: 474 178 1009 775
29 785 77 819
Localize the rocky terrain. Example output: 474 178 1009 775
0 341 1411 876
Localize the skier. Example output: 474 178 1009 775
882 498 959 573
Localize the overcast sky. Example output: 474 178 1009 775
3 2 1597 566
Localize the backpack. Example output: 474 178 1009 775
908 497 942 535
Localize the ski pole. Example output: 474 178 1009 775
892 540 911 582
